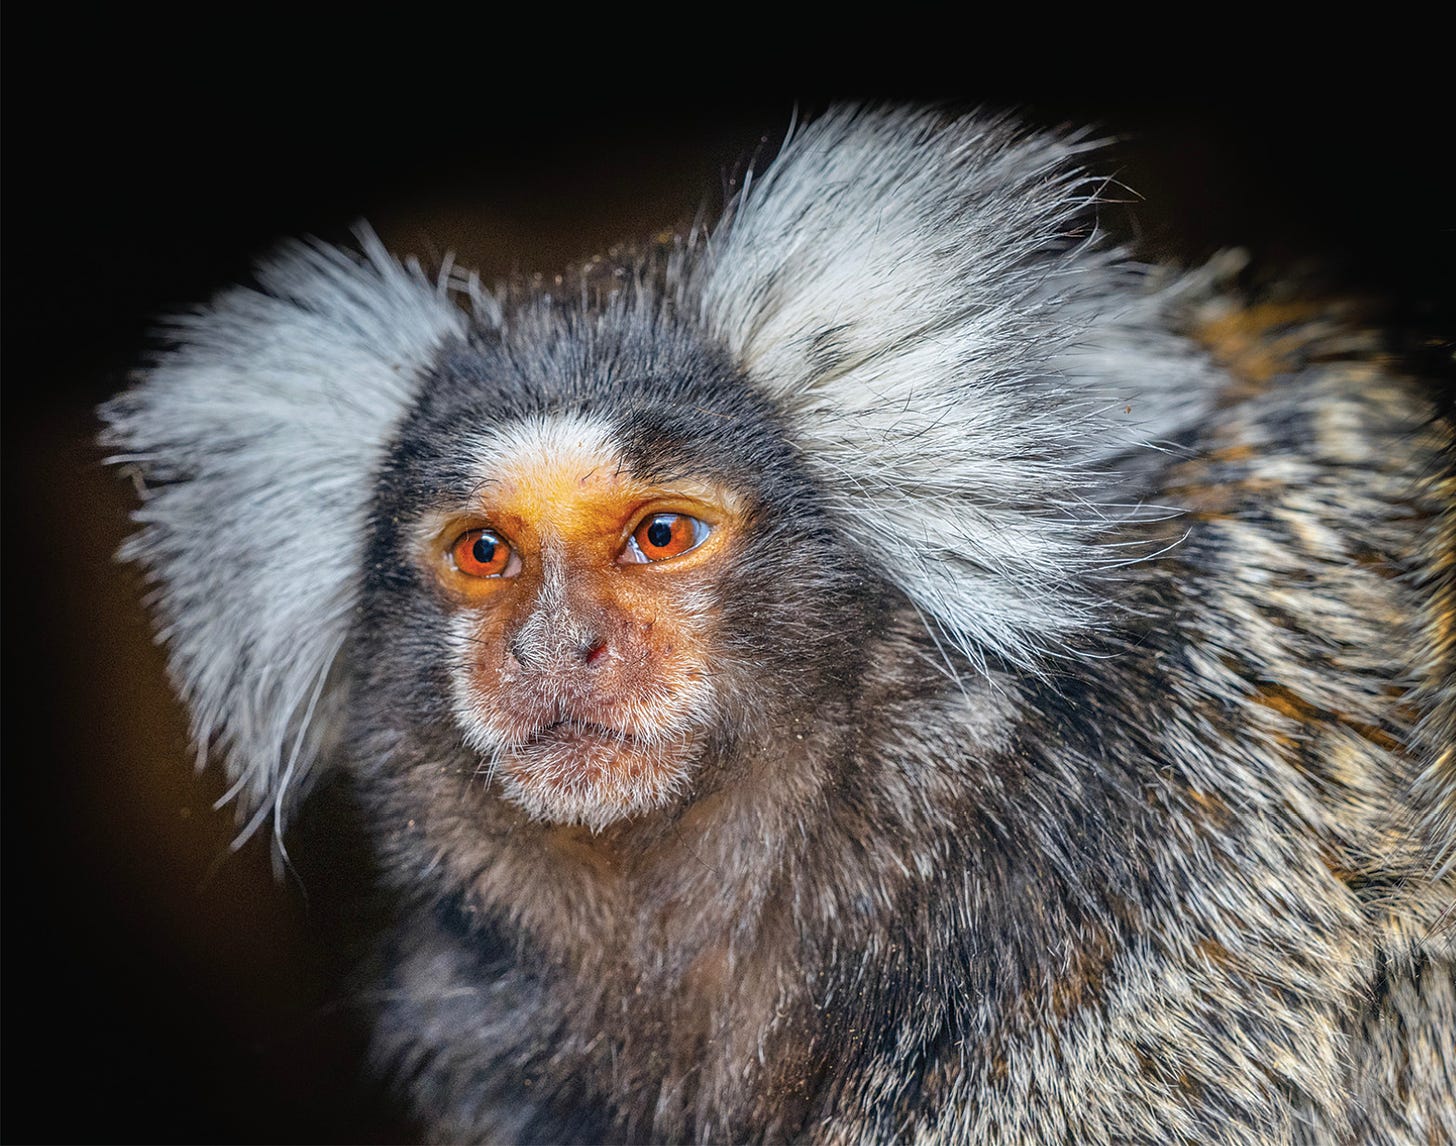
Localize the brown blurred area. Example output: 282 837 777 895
4 19 1451 1144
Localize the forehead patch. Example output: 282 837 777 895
438 411 742 556
464 413 629 538
472 413 620 491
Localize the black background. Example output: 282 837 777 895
5 21 1452 1144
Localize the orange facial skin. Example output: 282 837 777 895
419 430 741 829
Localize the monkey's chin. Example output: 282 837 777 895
495 725 695 831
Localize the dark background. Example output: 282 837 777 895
5 23 1451 1144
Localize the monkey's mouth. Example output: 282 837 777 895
493 715 696 831
525 718 637 748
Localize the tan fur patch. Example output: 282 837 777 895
1191 301 1344 397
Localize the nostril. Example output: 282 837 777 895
507 633 535 669
583 640 608 666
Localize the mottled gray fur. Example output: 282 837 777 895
103 106 1454 1143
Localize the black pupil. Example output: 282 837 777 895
472 534 497 565
647 518 675 549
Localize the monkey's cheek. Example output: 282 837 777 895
497 736 697 831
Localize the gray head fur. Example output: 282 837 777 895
104 108 1224 839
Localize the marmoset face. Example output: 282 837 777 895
417 413 742 828
361 323 881 834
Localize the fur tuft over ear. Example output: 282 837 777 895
696 106 1225 672
101 230 468 849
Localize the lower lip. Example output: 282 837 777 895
530 721 631 747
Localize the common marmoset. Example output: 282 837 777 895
102 106 1454 1144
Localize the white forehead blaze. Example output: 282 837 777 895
467 412 621 492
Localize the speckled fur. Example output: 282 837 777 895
106 107 1454 1143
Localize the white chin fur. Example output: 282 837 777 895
492 734 699 832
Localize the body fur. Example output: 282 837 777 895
103 107 1454 1143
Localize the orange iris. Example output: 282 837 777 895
629 513 705 562
452 529 513 577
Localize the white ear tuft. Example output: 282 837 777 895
101 227 468 851
698 106 1222 672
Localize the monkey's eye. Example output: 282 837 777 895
450 529 517 578
621 513 710 564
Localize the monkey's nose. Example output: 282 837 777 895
508 629 609 671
